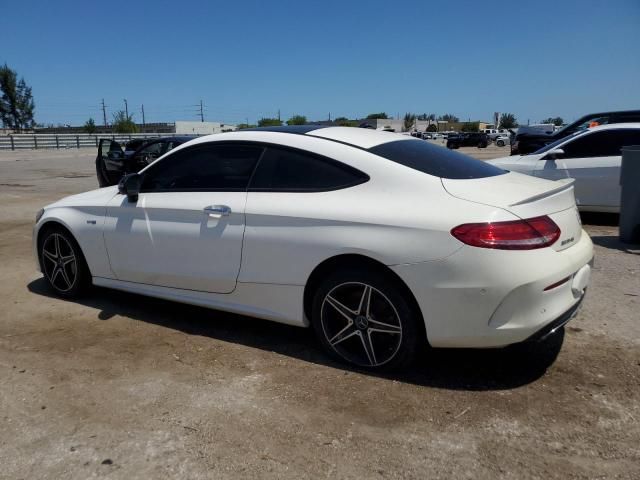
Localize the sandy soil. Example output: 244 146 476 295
0 146 638 479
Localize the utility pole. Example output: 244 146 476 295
246 117 249 127
123 99 128 118
277 109 280 122
199 100 204 122
328 112 331 122
101 99 107 127
141 104 146 129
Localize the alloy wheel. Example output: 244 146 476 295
42 233 77 292
320 282 403 367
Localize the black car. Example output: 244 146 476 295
446 132 489 149
96 136 194 187
511 109 640 155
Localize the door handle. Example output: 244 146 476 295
204 205 231 217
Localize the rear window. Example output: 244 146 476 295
368 139 506 179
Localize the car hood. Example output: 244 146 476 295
487 155 525 166
46 186 119 209
486 154 547 173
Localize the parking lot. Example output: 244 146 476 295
1 146 639 479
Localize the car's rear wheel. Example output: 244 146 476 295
311 268 421 371
497 140 505 147
39 226 91 298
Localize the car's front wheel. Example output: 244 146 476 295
312 268 422 371
39 226 91 298
496 140 505 147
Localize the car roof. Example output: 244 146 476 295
151 136 196 143
584 122 640 132
195 125 416 150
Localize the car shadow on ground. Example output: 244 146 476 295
590 235 640 253
580 211 619 227
28 278 564 392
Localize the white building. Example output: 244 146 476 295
174 121 237 135
357 118 439 132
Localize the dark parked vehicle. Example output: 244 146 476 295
96 136 194 187
446 132 489 149
511 109 640 155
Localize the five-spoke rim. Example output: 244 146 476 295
320 282 402 367
42 233 77 292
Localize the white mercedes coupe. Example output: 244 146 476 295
33 126 593 370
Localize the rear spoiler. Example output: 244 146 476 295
509 178 575 207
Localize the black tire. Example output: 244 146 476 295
311 267 422 371
496 140 505 147
38 225 91 298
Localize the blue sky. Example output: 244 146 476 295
1 0 639 126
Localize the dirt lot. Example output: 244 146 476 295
0 146 639 479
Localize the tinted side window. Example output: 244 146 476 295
249 147 369 191
369 139 506 179
141 144 264 192
563 130 640 158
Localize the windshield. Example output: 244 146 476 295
531 130 587 155
554 115 610 137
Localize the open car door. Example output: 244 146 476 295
96 139 125 187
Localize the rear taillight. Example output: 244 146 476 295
451 215 560 250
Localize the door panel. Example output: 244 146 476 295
98 139 126 186
563 156 620 208
534 156 622 210
104 191 247 293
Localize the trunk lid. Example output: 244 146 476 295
442 171 582 251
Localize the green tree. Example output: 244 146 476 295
0 63 35 131
541 116 564 126
438 113 459 122
460 122 480 132
236 123 256 129
403 113 416 132
84 118 96 134
499 113 518 129
334 117 357 127
286 115 307 125
426 123 438 132
257 117 282 127
417 113 436 121
366 112 388 119
112 110 138 133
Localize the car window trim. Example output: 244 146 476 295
562 129 634 159
138 140 369 194
246 143 370 193
139 141 267 194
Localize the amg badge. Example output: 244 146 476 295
561 236 575 246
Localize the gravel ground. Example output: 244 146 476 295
0 146 639 479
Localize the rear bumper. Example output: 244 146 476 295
524 290 585 342
391 230 594 348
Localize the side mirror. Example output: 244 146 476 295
543 148 564 160
118 173 141 202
